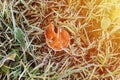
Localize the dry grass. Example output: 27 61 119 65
0 0 120 80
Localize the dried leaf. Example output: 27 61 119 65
11 6 25 47
1 65 10 73
45 22 70 51
110 26 120 34
0 53 16 67
14 27 25 47
110 7 120 21
101 17 111 31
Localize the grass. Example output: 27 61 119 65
0 0 120 80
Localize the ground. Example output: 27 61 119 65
0 0 120 80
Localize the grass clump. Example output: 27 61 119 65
0 0 120 80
